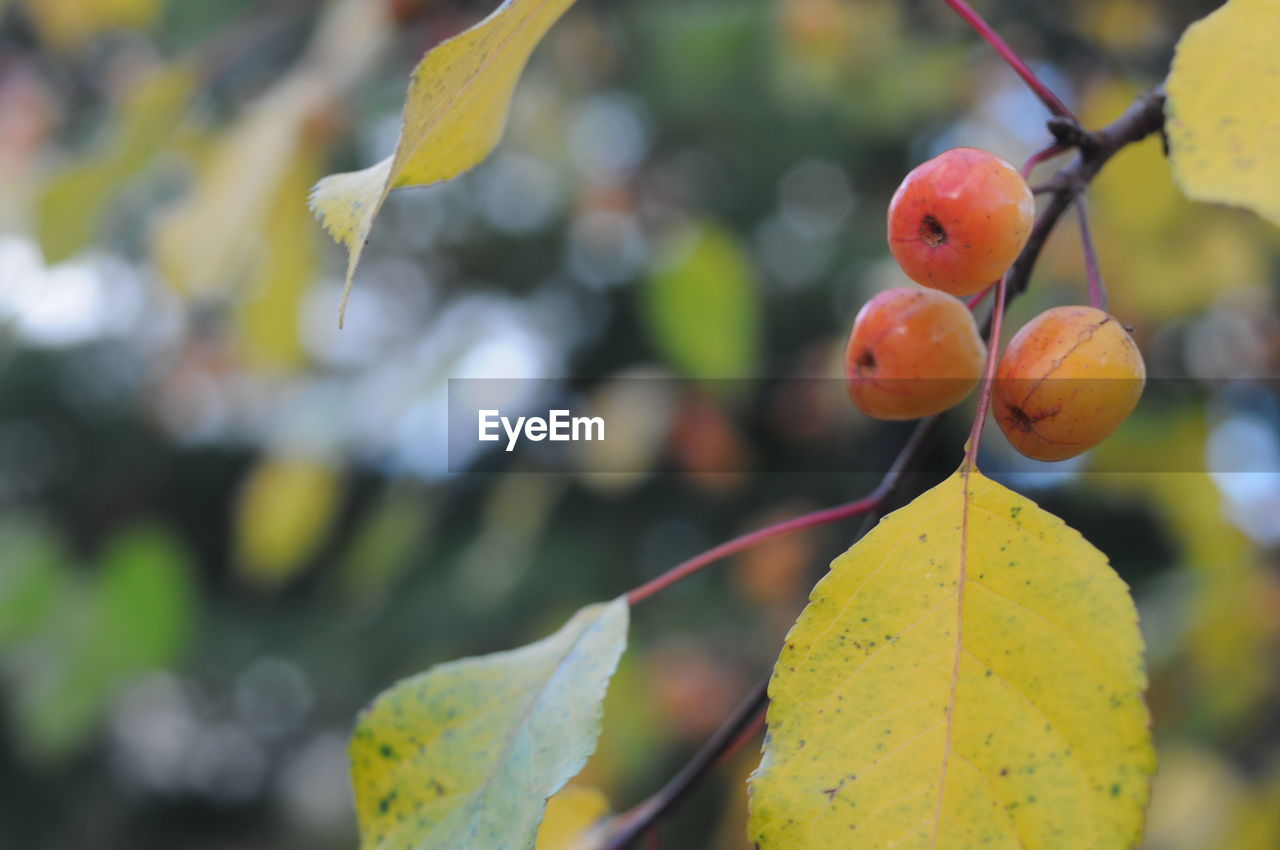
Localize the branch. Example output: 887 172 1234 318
1005 85 1166 305
602 678 768 850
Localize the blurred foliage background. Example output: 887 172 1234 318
0 0 1278 847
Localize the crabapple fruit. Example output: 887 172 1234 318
844 287 986 420
887 147 1035 296
992 305 1145 462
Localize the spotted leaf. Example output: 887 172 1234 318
351 597 628 850
749 466 1154 849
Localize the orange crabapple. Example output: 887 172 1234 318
844 286 986 421
887 147 1035 296
992 305 1146 462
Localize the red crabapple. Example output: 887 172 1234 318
887 147 1035 296
844 287 986 420
992 305 1146 462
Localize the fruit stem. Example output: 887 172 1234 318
1075 194 1109 312
964 273 1009 468
625 492 883 605
1021 143 1070 180
626 413 942 605
939 0 1076 120
966 285 993 311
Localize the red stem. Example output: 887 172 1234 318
625 491 885 605
940 0 1075 120
966 286 992 311
964 273 1009 467
1021 143 1069 180
1074 194 1108 312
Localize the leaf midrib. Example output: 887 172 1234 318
928 468 973 849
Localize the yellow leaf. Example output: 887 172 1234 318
19 0 159 51
233 143 322 371
351 598 628 850
37 66 195 263
1166 0 1280 226
234 457 341 587
310 0 577 325
534 785 611 850
152 78 320 297
154 0 388 297
749 466 1154 849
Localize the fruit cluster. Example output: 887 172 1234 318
845 147 1145 461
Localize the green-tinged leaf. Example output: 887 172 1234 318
309 0 577 325
95 524 196 671
749 466 1154 849
6 523 195 761
0 520 68 649
351 597 629 850
644 221 760 380
1166 0 1280 226
37 66 194 263
10 585 107 760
